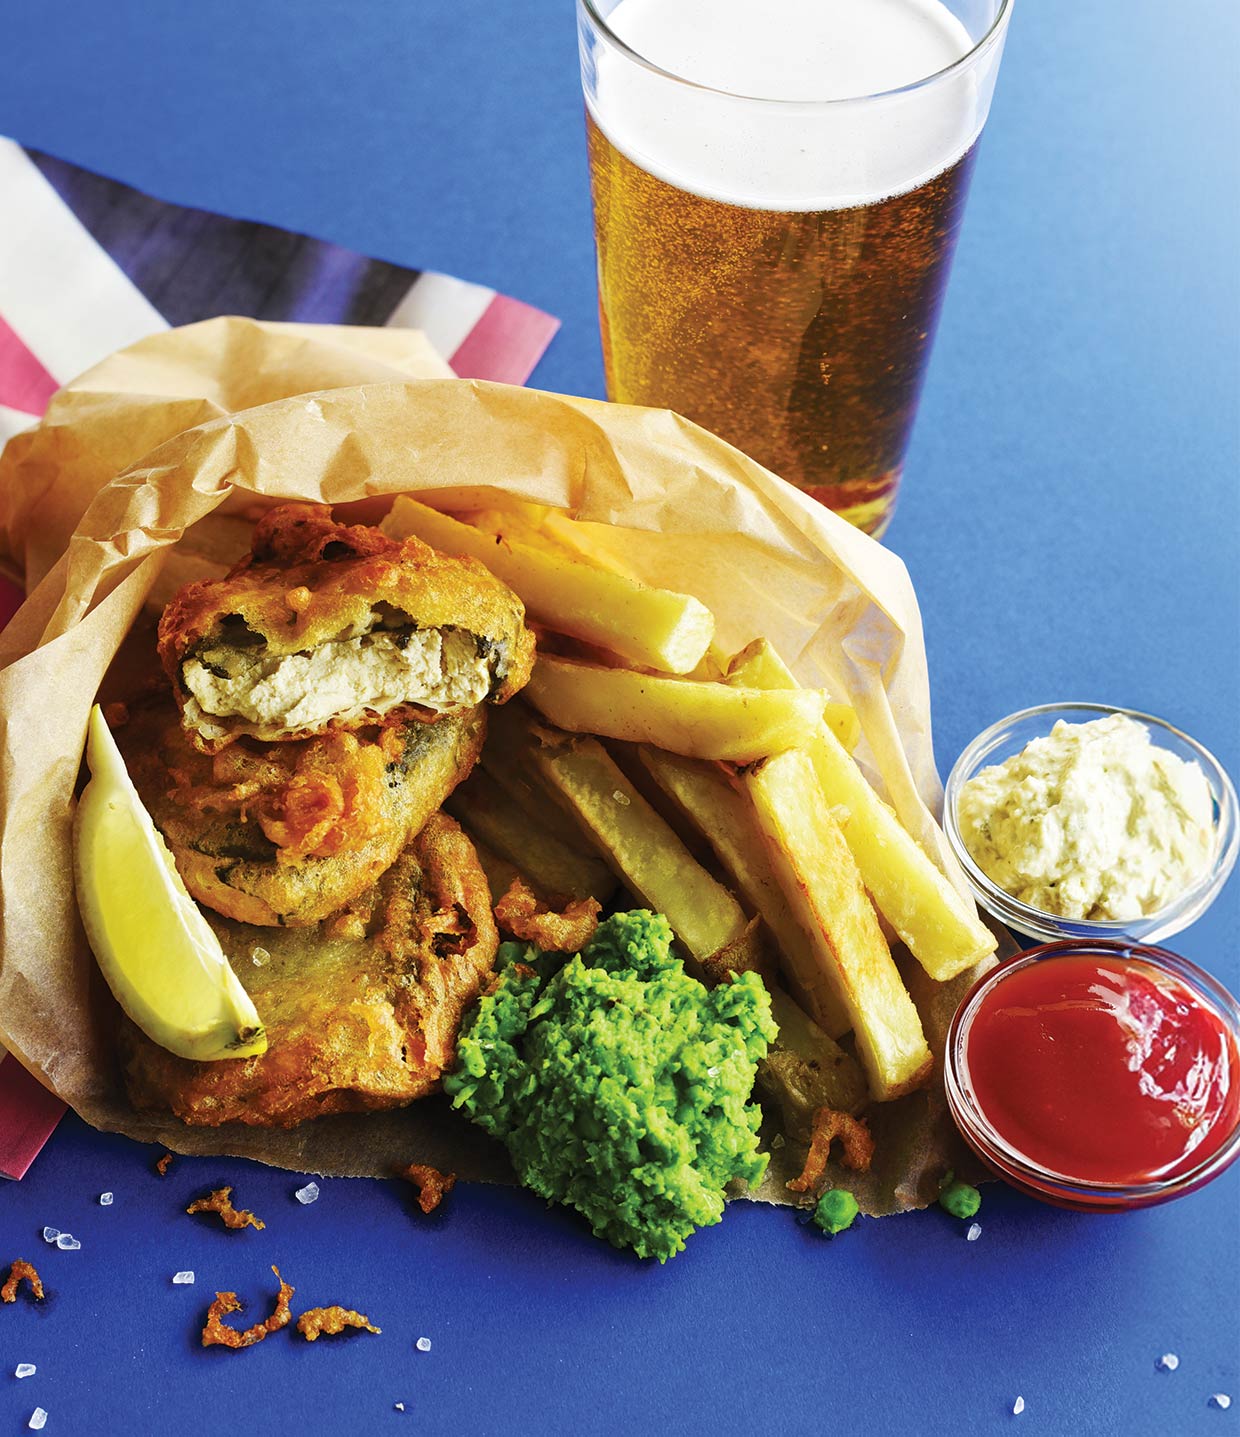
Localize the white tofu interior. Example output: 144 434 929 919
182 615 492 740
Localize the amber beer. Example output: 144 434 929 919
579 0 1010 534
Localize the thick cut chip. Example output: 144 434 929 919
745 749 932 1102
727 640 995 980
444 765 615 904
515 721 751 965
120 813 499 1128
525 654 827 762
382 497 714 674
636 745 849 1038
159 502 535 750
119 695 485 927
725 639 860 750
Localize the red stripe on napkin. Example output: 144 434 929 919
0 315 57 417
449 294 561 386
0 1056 66 1180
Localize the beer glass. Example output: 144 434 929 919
578 0 1012 535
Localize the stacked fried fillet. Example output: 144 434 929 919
116 502 536 1127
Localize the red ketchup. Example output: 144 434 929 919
963 954 1240 1186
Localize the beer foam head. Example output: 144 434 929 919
588 0 1002 211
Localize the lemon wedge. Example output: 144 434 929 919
73 705 267 1062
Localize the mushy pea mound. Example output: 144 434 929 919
444 910 777 1262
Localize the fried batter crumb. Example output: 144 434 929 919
201 1265 294 1349
296 1306 381 1341
1 1261 45 1303
786 1106 875 1195
155 1152 174 1177
186 1187 267 1231
494 877 601 952
102 701 130 729
394 1163 457 1215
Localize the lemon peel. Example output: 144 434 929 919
73 705 266 1062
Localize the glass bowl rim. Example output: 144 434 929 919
942 701 1239 943
944 938 1240 1204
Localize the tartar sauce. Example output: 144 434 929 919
957 713 1215 921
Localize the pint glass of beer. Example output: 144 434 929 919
579 0 1012 534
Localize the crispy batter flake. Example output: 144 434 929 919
494 877 601 952
395 1163 457 1215
155 1152 174 1176
786 1106 875 1195
1 1262 45 1303
186 1187 267 1231
201 1266 294 1349
296 1306 381 1341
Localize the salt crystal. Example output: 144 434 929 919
394 1403 405 1412
1210 1394 1232 1410
15 1364 36 1379
28 1411 47 1432
966 1222 982 1242
415 1337 431 1353
1012 1396 1025 1416
99 1192 114 1206
40 1228 59 1244
294 1181 320 1205
1156 1353 1179 1372
55 1234 80 1251
706 1066 719 1078
612 790 630 806
251 946 270 967
771 1134 785 1150
172 1271 195 1286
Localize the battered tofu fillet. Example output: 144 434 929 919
159 502 536 750
119 813 500 1127
117 695 486 927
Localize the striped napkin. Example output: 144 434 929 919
0 136 561 1178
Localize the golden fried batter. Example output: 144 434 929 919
786 1106 875 1195
394 1163 457 1215
1 1261 44 1303
296 1307 381 1341
120 813 499 1128
117 694 485 927
158 503 536 751
155 1152 174 1177
186 1187 266 1231
201 1266 294 1349
494 877 601 952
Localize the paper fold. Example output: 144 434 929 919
0 317 1003 1215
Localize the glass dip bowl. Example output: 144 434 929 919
944 940 1240 1211
943 702 1238 945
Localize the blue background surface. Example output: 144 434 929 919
1 1 1238 1433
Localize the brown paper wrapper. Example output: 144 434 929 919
0 316 1012 1215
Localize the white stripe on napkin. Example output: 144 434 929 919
385 270 495 363
0 139 166 385
0 403 36 448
